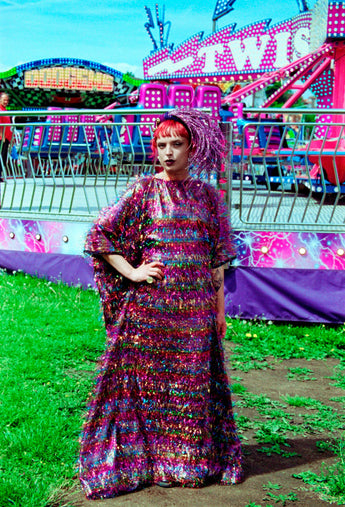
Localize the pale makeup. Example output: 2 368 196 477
156 135 190 181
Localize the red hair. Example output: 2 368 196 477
151 119 190 157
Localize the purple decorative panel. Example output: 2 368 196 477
233 231 345 270
0 250 94 288
1 219 345 271
0 218 344 323
0 218 89 255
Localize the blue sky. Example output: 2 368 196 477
0 0 309 77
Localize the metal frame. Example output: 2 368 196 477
1 107 345 233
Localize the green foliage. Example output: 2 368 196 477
262 482 281 491
255 427 289 445
293 439 345 504
326 362 345 390
258 443 299 458
228 321 345 506
281 395 320 407
231 383 248 394
265 81 305 109
330 396 345 404
299 405 345 432
265 82 291 107
287 367 316 381
264 491 299 505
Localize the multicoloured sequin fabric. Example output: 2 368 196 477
79 175 243 499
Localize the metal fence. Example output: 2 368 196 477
0 108 161 221
1 107 345 232
228 108 345 232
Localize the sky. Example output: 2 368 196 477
0 0 312 78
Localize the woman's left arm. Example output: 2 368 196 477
211 265 227 338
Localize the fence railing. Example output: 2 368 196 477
0 108 163 220
1 108 345 232
227 108 345 232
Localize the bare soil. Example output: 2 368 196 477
68 344 344 507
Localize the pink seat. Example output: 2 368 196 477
137 83 168 137
47 107 63 142
193 85 221 120
23 126 44 148
167 84 194 108
64 110 79 142
80 115 97 143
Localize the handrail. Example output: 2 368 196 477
0 108 344 233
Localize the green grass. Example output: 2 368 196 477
0 270 345 506
286 367 316 381
0 270 106 507
226 319 345 365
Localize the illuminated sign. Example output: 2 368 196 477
24 67 114 92
143 13 312 79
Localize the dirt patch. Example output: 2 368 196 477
67 346 344 506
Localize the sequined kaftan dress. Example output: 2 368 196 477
79 175 243 499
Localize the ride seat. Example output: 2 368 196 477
167 84 194 108
193 85 221 120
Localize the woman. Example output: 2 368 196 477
79 108 243 499
0 92 12 186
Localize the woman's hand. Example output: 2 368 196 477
216 311 227 339
129 261 165 283
102 254 164 283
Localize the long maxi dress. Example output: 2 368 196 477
79 175 243 499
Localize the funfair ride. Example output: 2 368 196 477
141 0 345 323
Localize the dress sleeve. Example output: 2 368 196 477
208 187 237 269
84 178 148 327
84 178 146 264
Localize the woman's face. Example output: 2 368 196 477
156 134 190 180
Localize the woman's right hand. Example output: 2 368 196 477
130 261 165 283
